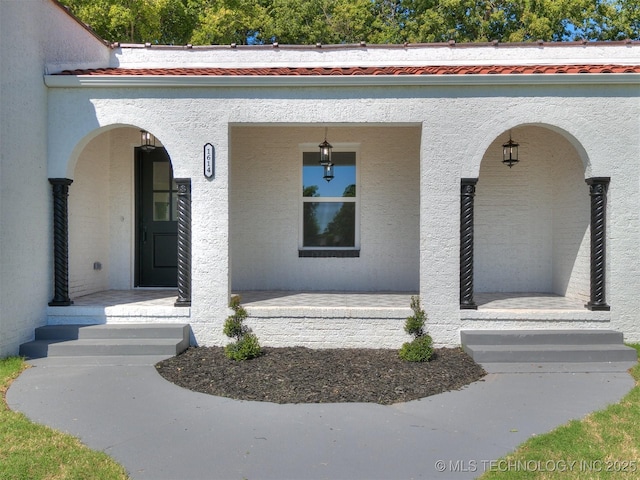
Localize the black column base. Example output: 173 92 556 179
586 303 610 311
174 300 191 307
460 303 478 310
49 299 74 306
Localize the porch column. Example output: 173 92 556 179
460 178 478 309
586 177 610 311
175 178 192 307
49 178 73 306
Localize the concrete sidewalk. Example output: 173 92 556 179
7 356 637 480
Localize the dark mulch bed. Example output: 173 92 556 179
155 346 486 405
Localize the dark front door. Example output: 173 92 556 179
136 148 178 287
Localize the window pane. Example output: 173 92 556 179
303 202 355 247
303 152 356 197
171 193 178 221
153 192 171 221
153 161 171 190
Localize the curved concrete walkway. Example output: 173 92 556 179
7 356 636 480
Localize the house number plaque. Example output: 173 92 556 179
204 143 215 179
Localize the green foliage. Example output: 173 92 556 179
62 0 197 44
224 332 263 361
399 296 433 362
62 0 640 46
223 296 249 340
404 295 426 337
189 0 269 45
223 296 262 360
399 334 434 362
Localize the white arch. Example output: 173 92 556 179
51 124 175 180
463 121 592 180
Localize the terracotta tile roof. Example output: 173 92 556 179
56 64 640 77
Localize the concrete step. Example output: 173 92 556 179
20 324 190 359
461 329 638 364
463 344 638 363
33 324 190 340
461 329 624 346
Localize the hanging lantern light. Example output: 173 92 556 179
140 130 156 152
319 128 332 166
502 133 519 168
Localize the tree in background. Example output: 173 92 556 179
402 0 601 42
593 0 640 40
63 0 196 44
189 0 270 45
61 0 640 45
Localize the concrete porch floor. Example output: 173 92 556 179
70 289 179 307
474 292 587 310
68 289 588 311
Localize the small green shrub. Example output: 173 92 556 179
224 333 262 361
399 296 434 362
223 295 262 361
223 297 249 340
399 335 434 362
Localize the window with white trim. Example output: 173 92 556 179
300 150 359 257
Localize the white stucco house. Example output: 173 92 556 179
1 0 640 358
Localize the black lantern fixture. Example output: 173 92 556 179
323 163 334 182
502 133 519 168
319 128 334 182
319 129 332 167
140 130 156 152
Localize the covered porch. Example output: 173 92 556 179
46 118 614 349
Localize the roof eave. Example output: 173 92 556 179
44 73 640 88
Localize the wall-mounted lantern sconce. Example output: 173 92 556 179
319 128 334 182
502 133 519 168
140 130 156 152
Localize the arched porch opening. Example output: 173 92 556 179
50 125 191 313
474 125 590 304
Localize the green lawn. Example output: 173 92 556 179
0 357 130 480
480 344 640 479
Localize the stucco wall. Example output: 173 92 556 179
550 130 590 301
230 126 420 292
108 128 138 289
112 42 640 70
69 133 111 297
0 0 108 357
